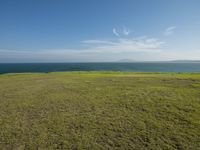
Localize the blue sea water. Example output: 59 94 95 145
0 63 200 74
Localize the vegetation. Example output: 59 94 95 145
0 72 200 149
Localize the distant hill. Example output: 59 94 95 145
117 59 200 63
169 60 200 63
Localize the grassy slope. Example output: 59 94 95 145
0 72 200 149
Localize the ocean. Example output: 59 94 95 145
0 63 200 74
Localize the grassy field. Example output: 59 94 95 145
0 72 200 149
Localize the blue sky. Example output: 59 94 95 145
0 0 200 62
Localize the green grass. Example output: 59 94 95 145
0 72 200 149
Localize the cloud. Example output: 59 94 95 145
122 26 130 35
0 36 165 62
82 40 116 45
112 26 131 37
82 37 164 53
163 26 176 36
2 21 200 63
112 28 120 37
156 50 200 61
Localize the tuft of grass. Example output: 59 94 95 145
0 72 200 149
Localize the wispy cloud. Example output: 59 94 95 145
82 37 164 53
112 26 131 37
122 26 131 35
112 28 120 37
1 31 200 63
0 36 165 62
82 40 116 45
2 48 200 62
163 26 176 36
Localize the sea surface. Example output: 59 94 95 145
0 63 200 74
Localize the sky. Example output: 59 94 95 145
0 0 200 62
